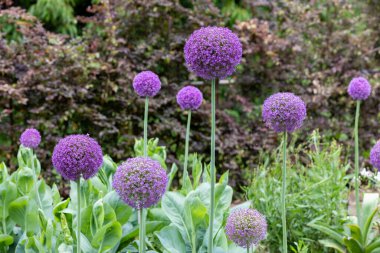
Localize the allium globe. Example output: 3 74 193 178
20 128 41 148
112 157 167 209
226 208 267 248
52 134 103 181
184 26 242 80
348 77 371 101
176 86 203 110
370 141 380 171
262 92 307 133
132 71 161 97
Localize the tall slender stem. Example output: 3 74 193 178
77 179 81 253
184 111 192 175
144 97 149 157
208 79 216 253
247 246 250 253
138 208 145 253
354 100 361 225
281 132 288 253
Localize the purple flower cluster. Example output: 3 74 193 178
348 77 371 101
262 92 306 133
133 71 161 97
225 208 267 248
52 134 103 181
20 128 41 148
112 157 167 209
176 86 203 111
184 26 242 80
370 141 380 171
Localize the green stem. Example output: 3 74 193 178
144 97 149 158
138 208 146 253
2 207 6 234
354 100 361 225
282 132 288 253
77 179 81 253
208 79 216 253
184 111 192 175
247 246 249 253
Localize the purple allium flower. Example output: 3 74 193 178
112 157 167 209
184 26 242 80
132 71 161 97
348 77 371 101
226 208 267 248
370 141 380 171
176 86 203 111
20 128 41 148
262 92 307 133
52 134 103 181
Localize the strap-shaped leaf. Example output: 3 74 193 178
361 193 379 242
343 237 364 253
318 239 345 253
366 237 380 253
308 222 344 244
347 224 363 244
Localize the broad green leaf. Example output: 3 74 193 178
155 225 186 253
92 199 105 232
343 237 364 253
190 154 202 189
53 198 70 222
91 221 122 251
308 222 344 244
148 208 170 222
181 169 193 195
0 181 17 219
9 196 28 228
120 221 166 246
318 239 345 253
103 191 133 224
367 237 380 252
161 192 191 243
0 162 8 183
361 193 379 243
347 224 363 244
16 167 34 195
0 234 13 246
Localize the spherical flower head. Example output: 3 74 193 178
176 86 203 111
348 77 371 101
184 26 242 80
225 208 267 248
132 71 161 97
262 92 306 133
20 128 41 148
370 141 380 171
112 157 168 209
52 134 103 181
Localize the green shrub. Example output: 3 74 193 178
247 131 349 252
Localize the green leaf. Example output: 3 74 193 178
308 222 344 244
367 237 380 253
103 191 133 225
0 162 8 184
181 169 193 195
347 224 363 244
343 237 364 253
9 196 28 228
155 225 186 253
318 239 345 253
0 181 17 219
161 192 191 243
53 198 70 222
91 221 122 251
120 221 166 245
190 154 202 189
361 193 379 243
16 167 34 195
0 234 13 246
166 163 178 191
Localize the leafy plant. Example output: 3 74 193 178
247 131 349 252
309 193 380 253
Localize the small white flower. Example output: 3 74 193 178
373 173 380 182
360 168 373 178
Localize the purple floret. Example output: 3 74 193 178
262 92 307 133
176 86 203 111
225 208 267 248
52 134 103 181
132 71 161 97
112 157 168 209
184 26 242 80
20 128 41 148
348 77 371 101
370 141 380 171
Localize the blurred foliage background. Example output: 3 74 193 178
0 0 380 190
